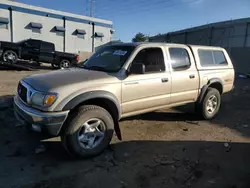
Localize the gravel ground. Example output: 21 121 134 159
0 67 250 188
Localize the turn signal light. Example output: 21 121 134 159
44 95 57 105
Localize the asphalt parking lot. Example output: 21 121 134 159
1 66 250 188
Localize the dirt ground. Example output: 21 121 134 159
1 66 250 188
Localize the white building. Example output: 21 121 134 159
0 0 113 54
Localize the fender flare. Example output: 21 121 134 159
62 90 122 140
198 78 223 103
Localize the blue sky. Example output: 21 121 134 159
17 0 250 42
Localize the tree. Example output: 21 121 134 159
132 32 148 42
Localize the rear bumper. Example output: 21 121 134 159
13 96 69 136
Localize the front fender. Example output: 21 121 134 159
62 90 120 114
61 90 122 140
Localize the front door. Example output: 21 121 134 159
21 39 40 61
122 47 171 117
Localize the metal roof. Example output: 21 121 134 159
150 17 250 39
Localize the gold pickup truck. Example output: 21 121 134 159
14 42 235 158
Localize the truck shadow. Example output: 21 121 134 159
5 140 250 188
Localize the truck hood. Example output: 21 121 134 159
23 68 120 92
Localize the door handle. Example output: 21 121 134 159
161 78 169 83
189 74 195 79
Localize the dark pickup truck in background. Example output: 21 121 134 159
0 39 79 68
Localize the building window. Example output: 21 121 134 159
77 34 85 39
0 23 8 29
56 32 64 36
75 29 86 39
0 17 9 30
95 32 104 42
29 22 43 34
54 26 65 36
96 37 103 42
32 28 41 33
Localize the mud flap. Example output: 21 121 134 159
114 120 122 140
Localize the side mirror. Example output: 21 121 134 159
130 63 145 74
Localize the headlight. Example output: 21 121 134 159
31 92 58 107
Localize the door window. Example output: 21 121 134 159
169 48 191 70
132 48 165 73
26 40 40 48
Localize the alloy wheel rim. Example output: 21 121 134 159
3 52 16 63
61 60 69 68
78 118 106 149
206 95 218 114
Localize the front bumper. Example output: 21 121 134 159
13 96 69 136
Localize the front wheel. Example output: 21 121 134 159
2 50 18 64
61 105 114 158
196 88 221 120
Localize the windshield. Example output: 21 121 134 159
81 45 135 72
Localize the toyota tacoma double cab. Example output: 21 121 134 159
14 42 235 158
0 39 79 68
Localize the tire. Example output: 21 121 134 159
2 50 18 64
196 88 221 120
59 59 71 69
61 105 114 158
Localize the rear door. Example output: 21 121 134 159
21 39 40 61
167 46 199 104
39 41 55 63
122 47 171 116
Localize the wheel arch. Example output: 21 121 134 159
198 78 223 103
3 48 19 58
62 91 122 140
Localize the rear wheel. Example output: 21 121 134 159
196 88 221 120
61 105 114 158
2 50 18 64
59 59 71 69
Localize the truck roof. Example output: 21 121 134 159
111 42 225 50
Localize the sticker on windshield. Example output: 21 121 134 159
113 50 127 56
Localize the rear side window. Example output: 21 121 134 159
198 50 228 67
213 51 227 65
169 48 191 70
41 42 54 51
